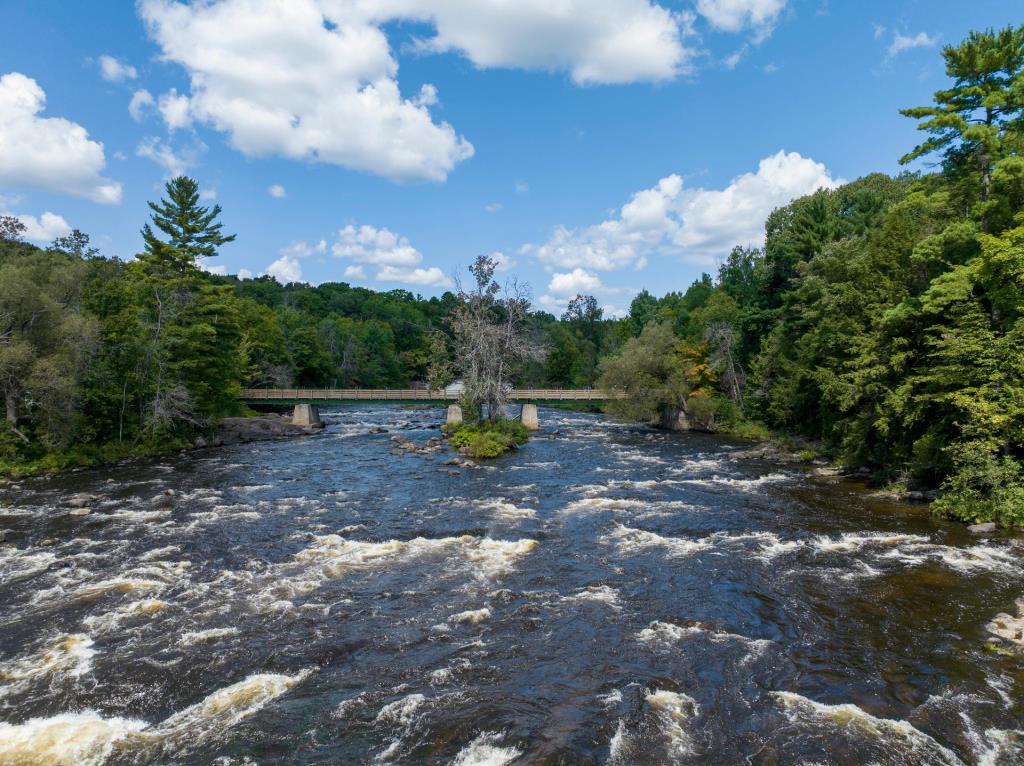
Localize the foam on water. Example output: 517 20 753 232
178 627 241 646
771 691 965 765
0 670 311 766
646 689 700 759
450 732 522 766
449 608 491 625
82 598 167 634
476 499 536 520
561 585 622 608
605 524 712 558
0 633 96 698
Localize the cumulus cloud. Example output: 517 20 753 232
266 254 303 283
548 268 603 295
696 0 786 40
139 0 474 182
374 0 697 84
329 222 452 287
280 239 325 258
0 72 122 204
199 262 227 275
129 89 155 121
343 264 366 280
237 267 253 279
158 88 192 130
268 183 287 199
136 135 204 178
887 31 937 58
376 265 452 287
524 150 841 270
1 210 72 242
137 1 709 181
98 55 138 82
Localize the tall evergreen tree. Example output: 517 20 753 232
141 176 236 265
900 25 1024 229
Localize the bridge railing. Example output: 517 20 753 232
240 388 622 401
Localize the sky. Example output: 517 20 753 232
0 0 1019 318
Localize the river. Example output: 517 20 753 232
0 406 1021 765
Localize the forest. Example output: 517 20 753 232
1 26 1022 524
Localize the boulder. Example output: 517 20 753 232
69 507 91 517
968 522 997 534
659 405 715 433
68 493 98 508
986 599 1024 652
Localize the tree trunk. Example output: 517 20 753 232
5 390 18 425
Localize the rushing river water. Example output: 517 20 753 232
1 406 1022 765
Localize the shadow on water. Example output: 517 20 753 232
0 405 1021 764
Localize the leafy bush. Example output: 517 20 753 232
930 440 1024 525
447 419 529 459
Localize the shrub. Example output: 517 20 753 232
930 440 1024 525
447 418 529 459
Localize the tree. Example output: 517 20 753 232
0 216 26 243
900 25 1024 230
449 255 533 423
0 250 97 446
425 329 454 392
597 322 715 428
142 176 235 266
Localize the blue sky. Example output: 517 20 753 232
0 0 1018 317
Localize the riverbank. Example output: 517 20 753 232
0 413 322 479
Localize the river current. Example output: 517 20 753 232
0 406 1022 765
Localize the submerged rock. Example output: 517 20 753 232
967 522 997 534
987 599 1024 652
215 416 320 446
68 493 98 508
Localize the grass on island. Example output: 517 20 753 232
444 419 530 459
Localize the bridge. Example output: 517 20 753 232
240 388 620 405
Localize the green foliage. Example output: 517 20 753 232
447 419 529 459
142 176 236 264
931 441 1024 524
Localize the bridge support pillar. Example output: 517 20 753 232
292 403 322 427
446 404 463 427
520 403 539 431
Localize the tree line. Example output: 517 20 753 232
1 25 1021 523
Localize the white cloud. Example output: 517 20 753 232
696 0 786 39
887 31 937 58
332 224 422 266
200 187 217 200
268 183 287 199
2 210 72 242
266 254 303 283
138 1 706 181
490 251 515 271
380 0 697 85
524 150 841 270
484 202 502 213
98 55 137 83
0 72 122 204
548 268 603 294
343 264 366 280
129 89 155 121
139 0 474 182
329 222 452 287
238 267 253 279
515 180 529 194
376 265 452 288
280 239 326 258
200 262 228 275
136 136 203 178
158 88 192 131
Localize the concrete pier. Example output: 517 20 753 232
446 404 463 427
292 403 322 427
520 403 539 430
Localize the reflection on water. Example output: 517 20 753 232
0 406 1021 764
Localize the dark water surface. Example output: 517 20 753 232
1 406 1022 765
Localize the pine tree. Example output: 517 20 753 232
900 25 1024 229
141 176 235 266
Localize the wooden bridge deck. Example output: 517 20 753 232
240 388 620 403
